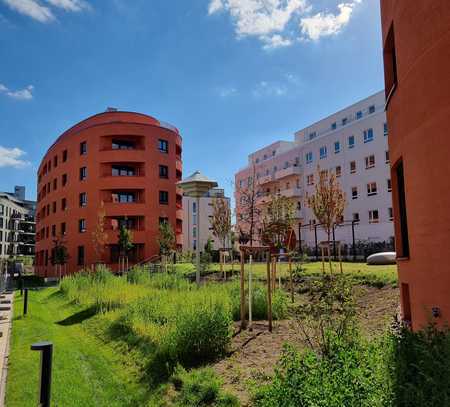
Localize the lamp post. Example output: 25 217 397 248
177 171 218 285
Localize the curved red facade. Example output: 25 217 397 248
35 111 183 276
381 1 450 329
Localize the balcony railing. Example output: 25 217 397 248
274 165 301 180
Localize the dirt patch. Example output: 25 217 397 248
213 285 399 406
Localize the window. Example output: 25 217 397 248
79 167 87 181
331 122 337 130
159 165 169 178
334 141 340 154
192 201 197 213
297 201 301 210
53 156 58 167
365 155 375 169
342 117 348 126
77 246 85 266
80 141 87 155
306 152 313 164
353 213 360 222
112 165 136 176
62 173 68 186
335 166 341 177
112 192 136 203
272 150 276 156
159 217 168 225
52 201 57 213
383 23 398 102
351 187 358 200
356 110 362 120
364 128 374 143
255 158 260 164
394 160 409 257
263 154 267 160
369 210 379 224
350 161 356 174
368 105 375 114
384 123 388 136
61 198 67 211
319 146 327 159
348 135 355 149
387 179 392 192
112 139 135 150
79 219 86 233
79 192 87 207
159 191 169 205
53 178 57 190
61 222 66 235
51 224 56 237
62 149 68 162
307 174 314 186
308 131 316 140
388 207 394 221
193 227 197 238
367 182 378 196
158 139 168 153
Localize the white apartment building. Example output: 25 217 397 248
0 186 36 259
235 91 394 251
182 187 231 252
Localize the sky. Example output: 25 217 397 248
0 0 384 203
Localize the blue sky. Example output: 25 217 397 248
0 0 383 202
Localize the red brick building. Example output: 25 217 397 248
381 1 450 329
35 110 183 276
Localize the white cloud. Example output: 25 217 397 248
0 146 31 168
2 0 90 22
2 0 54 22
45 0 89 12
208 0 362 48
300 1 360 41
262 34 292 50
0 84 34 100
218 86 238 97
253 80 287 97
208 0 309 49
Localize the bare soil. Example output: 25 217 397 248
213 285 400 406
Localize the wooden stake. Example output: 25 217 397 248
267 253 273 332
240 250 247 329
289 257 294 303
249 254 253 332
338 244 343 274
321 246 325 274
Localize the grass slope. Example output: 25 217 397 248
6 289 144 407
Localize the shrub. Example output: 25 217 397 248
171 366 239 407
387 323 450 407
255 337 388 407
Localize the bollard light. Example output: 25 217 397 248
31 341 53 407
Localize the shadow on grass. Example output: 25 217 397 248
57 306 97 326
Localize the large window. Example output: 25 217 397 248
367 182 378 196
80 141 87 155
364 128 374 143
79 167 87 181
79 219 86 233
159 165 169 178
158 139 169 153
319 146 327 159
77 246 85 266
62 149 68 162
79 192 87 207
112 139 135 150
394 160 409 257
306 151 313 164
348 135 355 149
383 23 398 103
351 187 358 200
369 210 379 224
350 161 356 174
159 191 169 205
112 165 136 177
334 141 340 154
112 192 136 203
365 155 375 169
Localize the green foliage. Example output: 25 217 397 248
118 225 134 255
255 338 388 407
387 323 450 407
172 366 239 406
157 221 176 257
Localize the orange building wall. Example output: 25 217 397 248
381 1 450 329
35 111 183 277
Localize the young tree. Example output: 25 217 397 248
52 235 69 278
307 166 346 272
92 200 108 265
235 163 260 247
118 223 134 272
211 197 232 276
157 221 175 272
260 194 296 251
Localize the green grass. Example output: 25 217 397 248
6 289 145 407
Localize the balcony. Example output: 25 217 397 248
274 165 301 180
283 187 302 198
259 174 274 185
